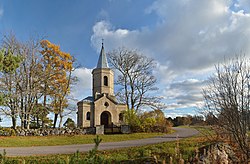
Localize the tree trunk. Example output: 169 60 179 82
59 112 63 128
41 117 45 128
11 116 16 129
53 113 58 128
24 105 27 129
36 116 39 128
20 116 24 129
26 114 30 130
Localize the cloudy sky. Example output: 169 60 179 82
0 0 250 123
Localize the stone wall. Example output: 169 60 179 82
0 125 130 136
0 128 96 136
121 125 131 134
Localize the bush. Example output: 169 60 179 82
63 118 76 129
0 128 16 136
123 109 172 133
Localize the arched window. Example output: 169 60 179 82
86 112 90 120
104 76 108 86
119 113 124 121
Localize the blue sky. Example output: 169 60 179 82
0 0 250 125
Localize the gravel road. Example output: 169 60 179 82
0 127 199 156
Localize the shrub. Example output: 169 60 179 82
123 109 172 133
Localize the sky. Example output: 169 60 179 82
0 0 250 125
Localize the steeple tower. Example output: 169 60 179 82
92 41 114 99
96 41 109 68
77 41 127 129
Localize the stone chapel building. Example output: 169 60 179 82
77 43 127 128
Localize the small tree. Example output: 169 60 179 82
63 118 76 128
123 109 141 132
203 56 250 160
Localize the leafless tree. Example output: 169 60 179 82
1 35 23 129
1 35 44 129
203 56 250 160
108 47 162 112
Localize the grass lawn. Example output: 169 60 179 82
0 132 165 147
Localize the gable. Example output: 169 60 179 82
94 95 117 106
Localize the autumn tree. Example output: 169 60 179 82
203 56 250 160
40 40 75 128
108 47 161 112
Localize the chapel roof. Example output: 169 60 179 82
96 42 109 68
79 96 94 103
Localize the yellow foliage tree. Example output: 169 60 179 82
40 40 74 128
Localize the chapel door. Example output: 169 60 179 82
100 111 111 127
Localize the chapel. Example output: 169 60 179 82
77 43 127 128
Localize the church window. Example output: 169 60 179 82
86 112 90 120
104 102 109 108
104 76 108 86
119 113 124 121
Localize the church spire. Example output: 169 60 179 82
96 40 109 68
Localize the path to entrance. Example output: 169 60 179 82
0 127 199 156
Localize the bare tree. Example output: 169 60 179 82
0 35 23 129
108 47 161 112
203 56 250 160
1 35 44 129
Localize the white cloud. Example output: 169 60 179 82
153 62 176 85
164 108 197 118
91 0 250 72
162 79 205 109
90 21 141 53
145 0 250 71
70 67 92 101
90 0 250 112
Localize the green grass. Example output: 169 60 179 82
0 133 165 147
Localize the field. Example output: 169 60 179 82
0 132 166 147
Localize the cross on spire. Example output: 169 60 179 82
96 39 109 68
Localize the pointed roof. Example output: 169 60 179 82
96 42 109 68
